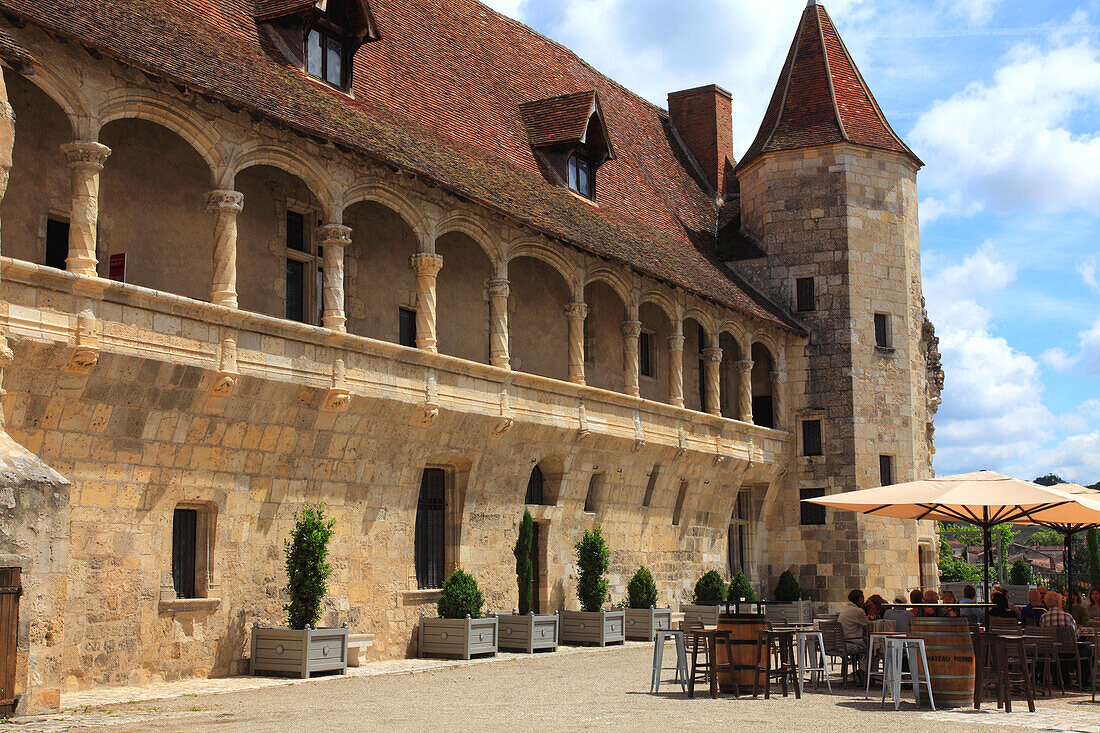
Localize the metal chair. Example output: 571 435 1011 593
795 629 832 695
1053 625 1085 691
820 620 861 686
650 629 688 694
1028 627 1063 696
881 636 935 711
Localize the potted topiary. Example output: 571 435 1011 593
624 566 672 641
681 570 727 627
726 571 760 614
419 569 498 659
1005 558 1032 605
496 510 559 653
559 525 624 646
252 503 349 678
764 570 812 624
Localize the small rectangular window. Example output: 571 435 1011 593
874 313 890 348
172 508 198 599
802 419 823 457
316 255 325 326
307 30 323 78
642 466 659 507
399 307 417 348
879 455 894 487
672 480 689 526
45 218 69 270
639 331 654 378
326 36 343 86
568 155 592 198
415 468 446 589
286 259 305 322
800 488 827 526
287 210 306 252
796 277 815 312
584 473 603 514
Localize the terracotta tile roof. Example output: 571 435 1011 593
0 0 797 330
255 0 318 22
738 3 920 170
0 25 33 70
519 90 597 149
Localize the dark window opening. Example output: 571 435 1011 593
642 466 659 507
525 465 544 505
286 259 305 322
874 313 890 348
697 324 707 411
584 473 601 514
796 277 815 312
399 307 417 348
567 154 592 198
286 210 306 252
583 316 593 365
752 396 774 429
172 508 198 599
879 455 894 487
728 493 748 574
45 218 69 270
415 468 446 589
639 331 654 378
672 480 688 526
800 488 827 526
306 26 345 88
802 420 823 457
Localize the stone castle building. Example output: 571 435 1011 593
0 0 942 711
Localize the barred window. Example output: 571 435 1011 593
415 468 446 589
525 465 545 505
172 508 198 599
802 420 823 457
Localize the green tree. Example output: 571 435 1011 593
437 570 484 619
1087 528 1100 590
728 572 756 602
1009 558 1032 585
514 510 534 615
626 567 659 609
284 502 335 630
1033 474 1065 487
693 570 727 604
773 570 802 602
575 525 610 612
1027 529 1064 546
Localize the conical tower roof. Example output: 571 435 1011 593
738 2 921 170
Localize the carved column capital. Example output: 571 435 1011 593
620 320 643 339
770 370 786 384
668 335 685 352
203 189 244 214
564 301 588 320
61 140 111 171
487 278 510 300
317 223 352 245
702 347 724 364
409 252 444 277
736 359 754 374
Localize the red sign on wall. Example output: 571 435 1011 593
108 253 126 282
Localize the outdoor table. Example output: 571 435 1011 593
881 603 994 609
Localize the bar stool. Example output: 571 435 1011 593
651 629 688 694
795 629 832 694
974 634 1035 713
752 629 801 699
686 627 721 699
881 637 935 711
864 632 905 698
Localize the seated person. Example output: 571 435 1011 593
989 592 1017 619
1069 590 1090 626
1019 588 1047 625
839 589 871 654
941 590 961 616
922 589 947 617
909 588 924 616
1089 588 1100 620
958 584 983 618
865 594 886 621
883 595 913 634
1038 591 1076 631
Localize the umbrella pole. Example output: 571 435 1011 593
1066 531 1073 610
983 520 992 626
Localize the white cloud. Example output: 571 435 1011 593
911 17 1100 215
1041 347 1075 372
943 0 1000 25
1036 318 1100 374
919 194 984 227
1079 255 1099 293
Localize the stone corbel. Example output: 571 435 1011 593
322 358 352 412
631 411 646 452
208 335 240 397
0 332 12 430
745 436 757 467
676 428 688 459
415 369 440 426
65 309 100 374
491 381 514 436
576 400 590 441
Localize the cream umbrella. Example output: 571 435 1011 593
802 471 1100 610
1024 484 1100 603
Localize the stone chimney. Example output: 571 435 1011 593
667 84 734 199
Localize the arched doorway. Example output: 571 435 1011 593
751 343 775 429
508 256 570 381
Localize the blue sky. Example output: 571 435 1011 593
483 0 1100 484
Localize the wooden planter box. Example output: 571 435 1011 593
624 607 672 641
495 612 559 653
680 603 721 627
418 615 498 660
559 610 625 646
764 600 813 625
250 623 348 678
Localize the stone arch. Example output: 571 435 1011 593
582 266 632 314
750 331 785 370
505 238 580 297
435 229 494 363
682 315 710 413
434 212 504 273
509 251 571 381
717 331 744 420
98 91 225 180
638 300 673 405
229 144 337 218
525 455 564 506
716 320 751 356
639 289 680 328
11 63 88 138
341 181 430 247
583 278 627 393
751 342 777 429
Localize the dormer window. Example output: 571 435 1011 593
520 91 615 201
306 22 345 87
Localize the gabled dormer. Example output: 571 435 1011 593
519 91 615 200
256 0 379 91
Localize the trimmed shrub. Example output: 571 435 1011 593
626 566 659 609
437 570 484 619
774 570 802 602
284 502 336 630
575 525 610 612
1009 558 1032 586
514 510 534 615
693 570 727 605
728 571 757 602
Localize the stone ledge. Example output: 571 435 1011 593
399 589 441 606
158 598 222 614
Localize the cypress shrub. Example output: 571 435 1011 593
1088 528 1100 591
575 525 610 612
514 510 534 615
626 566 659 609
1009 558 1032 586
773 570 802 602
693 570 727 605
728 571 757 602
437 570 485 619
284 502 335 630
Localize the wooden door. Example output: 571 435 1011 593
530 523 542 614
0 567 21 715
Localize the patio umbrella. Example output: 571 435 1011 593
802 471 1100 613
1024 483 1100 604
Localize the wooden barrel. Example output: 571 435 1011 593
716 614 769 692
909 616 975 708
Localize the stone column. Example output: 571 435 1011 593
737 359 755 424
410 253 444 352
203 190 244 308
770 370 786 429
564 301 588 385
488 278 511 369
702 347 723 416
668 334 685 408
621 320 642 397
60 141 111 277
318 223 351 332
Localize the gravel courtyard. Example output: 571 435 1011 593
5 645 1099 733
